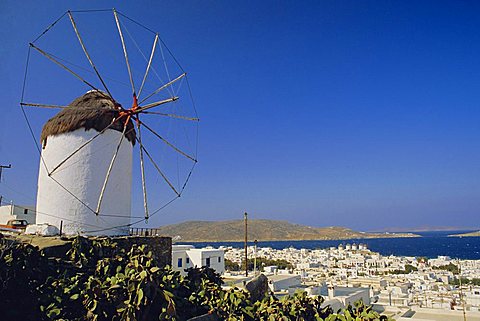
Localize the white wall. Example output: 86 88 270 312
269 275 302 292
0 205 36 224
342 288 371 307
467 289 480 307
172 245 195 275
329 286 371 307
36 129 132 236
187 249 225 275
172 245 225 275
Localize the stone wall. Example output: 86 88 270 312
20 235 172 268
113 236 172 267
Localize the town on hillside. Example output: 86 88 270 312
172 242 480 321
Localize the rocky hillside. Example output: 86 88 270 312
155 219 419 242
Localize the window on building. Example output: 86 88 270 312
206 257 211 267
177 258 183 268
186 257 190 264
218 257 221 263
24 209 28 214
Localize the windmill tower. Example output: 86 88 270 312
35 91 135 236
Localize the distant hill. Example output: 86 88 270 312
374 226 477 233
449 230 480 237
155 219 419 242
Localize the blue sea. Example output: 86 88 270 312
179 231 480 260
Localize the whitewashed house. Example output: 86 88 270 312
0 204 36 225
172 245 195 274
322 285 371 310
267 274 302 292
172 245 225 276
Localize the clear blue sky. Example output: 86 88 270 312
1 0 479 231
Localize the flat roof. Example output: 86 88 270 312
267 274 301 282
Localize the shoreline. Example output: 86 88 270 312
176 234 421 243
178 233 480 260
448 231 480 237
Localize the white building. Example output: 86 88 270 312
467 288 480 311
0 204 36 225
172 245 225 275
321 285 371 310
395 307 480 321
267 274 302 292
172 245 195 273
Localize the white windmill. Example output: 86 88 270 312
20 9 199 236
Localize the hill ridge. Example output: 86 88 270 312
155 219 419 242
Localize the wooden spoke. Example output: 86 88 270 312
140 120 196 162
49 116 123 176
68 11 113 98
21 102 68 109
138 34 159 99
141 111 199 121
96 119 129 214
139 73 185 104
30 43 99 92
136 119 149 219
113 9 136 95
136 137 180 196
135 97 178 113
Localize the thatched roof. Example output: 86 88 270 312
41 91 136 147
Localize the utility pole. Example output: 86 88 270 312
0 164 11 182
244 212 248 277
0 164 11 205
253 239 258 276
458 259 467 321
